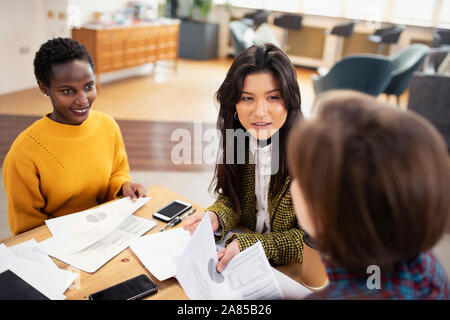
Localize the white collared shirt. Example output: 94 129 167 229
211 137 273 237
250 136 272 234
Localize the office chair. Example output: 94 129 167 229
369 25 405 54
273 13 303 50
423 47 450 73
325 20 357 64
243 10 270 30
383 44 430 106
312 54 394 97
432 29 450 48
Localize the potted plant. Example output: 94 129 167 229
178 0 219 60
190 0 212 22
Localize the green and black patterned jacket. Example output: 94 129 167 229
208 162 304 265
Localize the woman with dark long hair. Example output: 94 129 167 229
184 43 304 271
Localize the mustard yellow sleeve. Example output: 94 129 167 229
3 151 47 236
226 227 304 265
106 119 131 201
207 194 240 242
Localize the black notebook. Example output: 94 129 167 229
0 269 49 300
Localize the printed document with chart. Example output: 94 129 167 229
175 213 286 300
39 197 157 273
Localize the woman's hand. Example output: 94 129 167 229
121 181 146 201
216 240 240 272
183 211 220 235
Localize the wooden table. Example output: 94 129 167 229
0 185 304 300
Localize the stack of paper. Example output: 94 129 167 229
130 214 312 299
39 197 157 273
0 240 78 300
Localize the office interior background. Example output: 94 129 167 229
0 0 449 276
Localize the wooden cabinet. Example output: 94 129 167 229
72 20 180 84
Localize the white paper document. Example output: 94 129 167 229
0 241 78 300
9 239 57 270
45 197 151 255
175 213 284 300
272 268 312 299
129 227 191 281
130 213 312 299
40 214 157 273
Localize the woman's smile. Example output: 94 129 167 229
70 105 90 117
236 71 287 140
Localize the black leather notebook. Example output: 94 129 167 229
0 269 49 300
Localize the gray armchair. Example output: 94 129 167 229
407 72 450 150
229 20 254 56
432 29 450 48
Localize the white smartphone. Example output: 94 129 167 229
152 199 192 222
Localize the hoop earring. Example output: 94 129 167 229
234 111 238 120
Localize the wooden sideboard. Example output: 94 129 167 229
72 20 180 85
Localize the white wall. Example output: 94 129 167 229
0 0 159 95
0 0 72 95
0 0 45 95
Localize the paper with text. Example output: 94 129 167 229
175 213 284 300
45 197 150 255
40 215 157 273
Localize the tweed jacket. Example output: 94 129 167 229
207 162 304 265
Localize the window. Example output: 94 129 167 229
265 0 300 13
227 0 265 9
301 0 343 17
213 0 449 27
345 0 388 21
439 0 450 24
391 0 436 23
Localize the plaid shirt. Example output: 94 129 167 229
306 251 449 300
208 162 304 266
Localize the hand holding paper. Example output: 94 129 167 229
175 213 285 300
216 239 240 273
131 212 313 300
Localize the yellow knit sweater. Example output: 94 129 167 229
3 110 131 235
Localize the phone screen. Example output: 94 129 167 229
89 274 158 300
157 201 190 219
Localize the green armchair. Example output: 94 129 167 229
383 44 430 105
312 55 394 97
